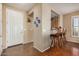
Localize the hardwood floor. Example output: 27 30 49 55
1 42 79 56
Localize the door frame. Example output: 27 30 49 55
51 10 59 29
6 7 24 48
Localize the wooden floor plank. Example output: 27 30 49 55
1 42 79 56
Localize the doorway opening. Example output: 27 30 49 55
51 10 59 29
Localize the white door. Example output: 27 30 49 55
6 8 24 47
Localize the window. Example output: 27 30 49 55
72 16 79 37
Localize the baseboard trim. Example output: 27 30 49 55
67 41 79 44
41 47 50 52
8 44 22 48
23 42 33 45
33 46 50 52
66 39 79 44
23 41 33 45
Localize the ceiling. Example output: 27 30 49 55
6 3 36 11
50 3 79 14
6 3 79 14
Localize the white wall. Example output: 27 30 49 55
28 4 48 52
23 12 35 44
0 3 2 55
33 4 43 51
41 4 51 51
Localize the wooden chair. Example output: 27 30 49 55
50 28 60 48
62 32 66 44
58 32 64 47
50 33 59 48
58 31 66 47
50 27 66 48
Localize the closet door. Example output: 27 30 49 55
6 8 24 47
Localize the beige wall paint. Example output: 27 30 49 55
0 3 2 55
26 14 34 43
2 4 7 49
63 11 79 43
59 15 63 27
27 23 34 42
23 12 34 44
23 12 29 44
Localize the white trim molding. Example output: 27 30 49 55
33 46 50 52
71 16 79 37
